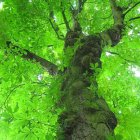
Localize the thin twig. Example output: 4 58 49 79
129 16 140 21
61 3 71 31
49 11 64 40
107 51 136 63
3 84 25 108
101 13 112 20
124 1 140 16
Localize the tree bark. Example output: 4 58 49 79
6 41 58 75
4 1 139 139
57 0 125 139
58 34 118 140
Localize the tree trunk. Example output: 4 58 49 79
57 34 118 140
3 0 137 139
57 1 125 137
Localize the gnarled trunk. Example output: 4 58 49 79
57 35 117 140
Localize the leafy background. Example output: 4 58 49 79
0 0 140 139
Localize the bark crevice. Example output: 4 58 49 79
57 1 125 139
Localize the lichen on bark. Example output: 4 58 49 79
57 0 125 139
58 33 117 139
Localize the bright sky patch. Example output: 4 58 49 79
130 66 140 78
105 52 112 56
0 2 4 10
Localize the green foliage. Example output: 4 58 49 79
0 0 140 139
0 56 62 139
79 0 113 34
97 35 140 139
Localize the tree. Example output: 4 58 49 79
0 0 140 139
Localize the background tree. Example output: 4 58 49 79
0 0 140 139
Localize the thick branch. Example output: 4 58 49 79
70 0 87 31
99 0 124 47
78 0 87 13
64 1 87 48
109 0 124 25
70 0 87 18
6 41 58 75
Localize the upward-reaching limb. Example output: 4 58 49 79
99 0 124 47
61 2 71 31
100 0 140 47
6 41 58 75
109 0 124 25
70 0 87 31
78 0 87 13
64 0 87 48
49 11 65 40
124 1 140 17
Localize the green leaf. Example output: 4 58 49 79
25 133 38 140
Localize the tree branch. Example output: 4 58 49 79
3 84 24 109
129 16 140 21
124 1 140 16
64 1 87 48
70 0 87 18
49 11 64 40
99 0 124 47
78 0 87 13
106 51 136 63
6 41 58 75
69 0 87 32
101 13 112 20
61 6 71 31
109 0 124 25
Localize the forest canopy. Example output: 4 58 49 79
0 0 140 140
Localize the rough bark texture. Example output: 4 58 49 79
57 1 124 139
6 41 58 75
58 34 118 140
5 0 133 139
